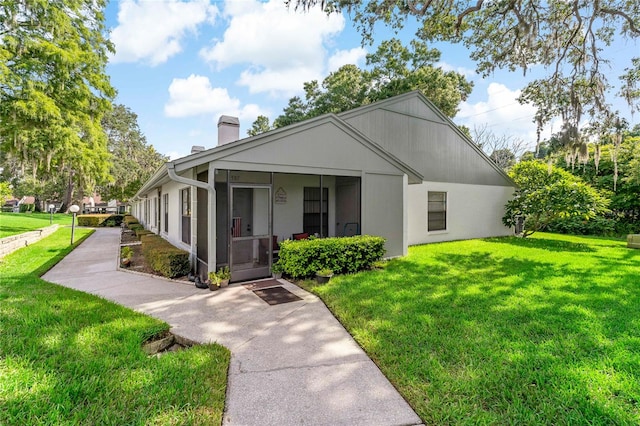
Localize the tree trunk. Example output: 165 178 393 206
62 171 74 213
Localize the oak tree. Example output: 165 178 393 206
290 1 640 150
0 0 115 210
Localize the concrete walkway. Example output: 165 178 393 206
43 228 422 426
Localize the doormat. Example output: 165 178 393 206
252 287 302 305
243 279 281 291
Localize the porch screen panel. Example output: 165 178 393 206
303 187 328 237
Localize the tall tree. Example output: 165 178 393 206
290 1 640 150
273 38 472 127
247 115 272 136
473 124 528 171
0 0 115 210
96 104 167 202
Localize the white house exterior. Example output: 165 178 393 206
131 91 516 282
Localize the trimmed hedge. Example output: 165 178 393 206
277 235 386 279
77 214 124 227
135 229 154 240
19 204 35 213
141 234 190 278
123 215 139 226
128 223 144 232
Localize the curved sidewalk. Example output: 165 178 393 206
43 228 422 426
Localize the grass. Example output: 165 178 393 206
0 227 230 425
299 233 640 425
0 212 74 238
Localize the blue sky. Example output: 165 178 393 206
104 0 638 160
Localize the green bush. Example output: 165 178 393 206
547 214 640 237
141 234 190 278
277 235 386 279
124 215 139 226
77 214 124 227
19 204 35 213
135 229 154 240
128 223 143 232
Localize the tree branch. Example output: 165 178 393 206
456 0 484 33
600 6 640 35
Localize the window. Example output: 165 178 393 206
428 191 447 231
163 193 169 233
153 197 159 229
144 199 150 224
181 188 191 244
303 187 328 237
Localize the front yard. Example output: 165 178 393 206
0 211 73 238
0 228 229 425
300 233 640 424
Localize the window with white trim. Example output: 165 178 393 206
428 191 447 231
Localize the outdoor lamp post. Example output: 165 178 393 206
69 204 80 245
48 204 55 225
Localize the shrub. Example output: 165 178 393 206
124 215 140 226
141 234 190 278
135 229 154 240
128 223 143 232
77 214 124 227
546 213 640 237
19 204 35 213
277 235 386 279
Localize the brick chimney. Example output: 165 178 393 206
218 115 240 146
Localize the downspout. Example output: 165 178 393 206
166 162 216 277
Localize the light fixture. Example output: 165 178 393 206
48 204 55 225
69 204 80 244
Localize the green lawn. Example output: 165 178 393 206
0 212 74 238
300 233 640 424
0 228 230 425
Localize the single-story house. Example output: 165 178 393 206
131 91 516 282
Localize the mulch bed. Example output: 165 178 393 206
120 229 139 245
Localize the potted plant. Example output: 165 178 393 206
120 246 133 267
315 268 333 284
206 272 220 291
209 266 231 289
271 261 283 279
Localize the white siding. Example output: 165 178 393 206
408 181 514 245
362 172 406 257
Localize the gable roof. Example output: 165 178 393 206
339 91 517 187
136 112 423 197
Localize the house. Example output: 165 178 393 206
131 91 516 282
81 194 126 214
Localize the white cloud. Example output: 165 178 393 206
166 150 188 161
110 0 218 66
199 0 345 96
456 82 554 148
327 47 367 73
437 61 477 80
164 74 268 124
